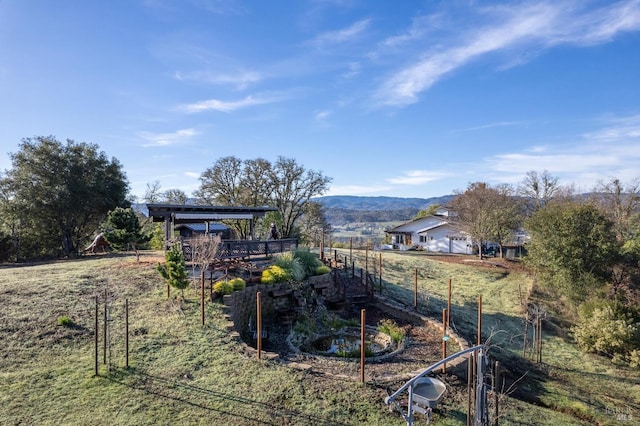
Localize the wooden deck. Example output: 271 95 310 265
181 238 298 261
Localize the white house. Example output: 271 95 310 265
385 214 472 254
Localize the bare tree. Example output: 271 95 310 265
197 156 331 239
449 182 520 259
518 170 559 214
144 180 163 203
268 157 331 238
190 234 221 296
592 177 640 241
164 188 188 205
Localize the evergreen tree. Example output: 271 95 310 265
156 245 190 298
103 207 151 261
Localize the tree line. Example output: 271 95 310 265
448 172 640 367
0 137 331 261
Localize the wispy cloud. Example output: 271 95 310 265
314 109 332 126
174 70 262 90
311 19 370 48
387 170 450 185
179 94 281 113
583 114 640 141
453 121 527 133
374 0 640 107
483 115 640 188
138 128 199 147
326 183 393 196
380 13 443 49
144 0 246 15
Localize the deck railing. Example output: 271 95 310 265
180 238 298 261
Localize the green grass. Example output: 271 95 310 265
1 250 638 425
0 254 400 425
337 249 640 425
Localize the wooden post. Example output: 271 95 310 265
537 316 543 363
494 361 500 425
103 288 107 365
349 237 353 265
201 270 205 326
365 248 368 275
447 279 452 328
125 299 129 369
414 268 418 309
360 308 366 383
321 228 325 261
379 253 382 293
257 292 262 360
94 296 98 376
442 308 447 373
467 352 473 426
477 295 483 346
351 261 355 279
167 283 170 299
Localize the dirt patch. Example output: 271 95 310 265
258 304 453 384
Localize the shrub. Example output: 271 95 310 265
292 248 323 278
229 277 246 291
572 300 639 358
274 252 305 281
315 265 331 275
293 313 317 336
378 319 406 345
261 265 291 284
213 280 234 296
57 316 74 327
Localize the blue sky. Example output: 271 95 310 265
1 0 640 200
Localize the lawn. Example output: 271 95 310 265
0 251 638 425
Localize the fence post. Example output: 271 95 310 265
125 299 129 369
442 308 447 373
360 308 366 383
94 296 98 376
257 292 262 360
414 268 418 309
448 279 452 328
103 288 107 365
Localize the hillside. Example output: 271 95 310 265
313 195 454 211
314 195 455 225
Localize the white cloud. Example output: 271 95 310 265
374 0 640 107
481 115 640 189
380 13 443 49
583 114 640 141
312 19 370 48
326 184 392 196
138 128 199 147
184 171 201 178
453 121 527 133
314 109 332 126
387 170 450 185
179 95 280 113
174 70 262 90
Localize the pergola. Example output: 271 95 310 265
146 203 278 243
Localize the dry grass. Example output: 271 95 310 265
337 249 640 425
1 250 638 425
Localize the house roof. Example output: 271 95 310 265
146 203 277 223
386 215 448 233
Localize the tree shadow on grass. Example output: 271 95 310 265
104 367 348 426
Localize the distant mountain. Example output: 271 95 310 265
313 195 456 225
313 195 454 211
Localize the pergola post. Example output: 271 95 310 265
164 216 171 249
